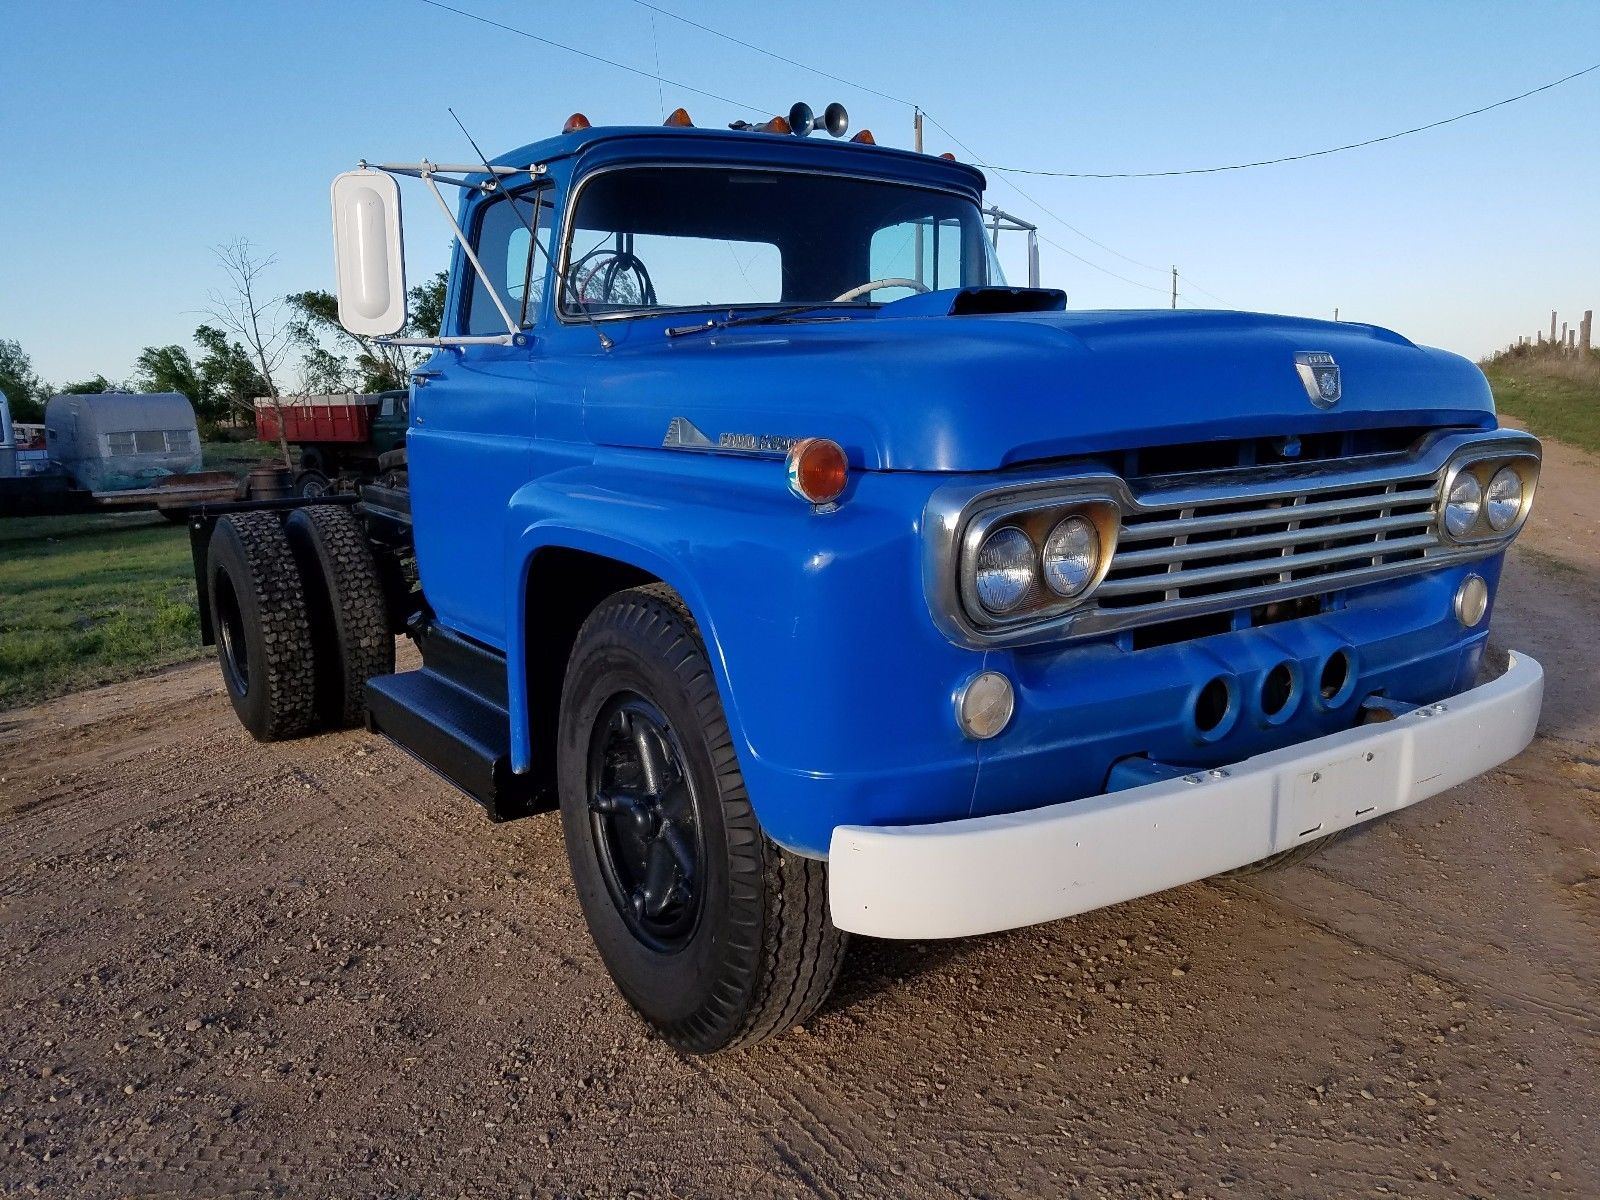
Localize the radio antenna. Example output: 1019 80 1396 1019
447 107 612 351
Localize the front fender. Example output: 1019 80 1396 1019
505 447 984 854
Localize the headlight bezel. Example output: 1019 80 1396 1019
1437 450 1539 545
957 495 1120 631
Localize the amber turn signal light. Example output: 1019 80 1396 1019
562 112 592 134
786 438 849 505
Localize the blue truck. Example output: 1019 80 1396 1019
189 105 1544 1054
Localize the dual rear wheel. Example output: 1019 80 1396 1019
206 505 392 741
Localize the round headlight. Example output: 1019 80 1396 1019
1042 515 1100 598
1443 472 1483 539
973 526 1037 614
1484 466 1522 532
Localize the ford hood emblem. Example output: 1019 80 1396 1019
1294 352 1341 409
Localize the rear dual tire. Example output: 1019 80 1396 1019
207 506 390 741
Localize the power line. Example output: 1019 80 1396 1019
919 111 1168 276
625 0 1189 296
415 0 764 116
980 61 1600 178
1177 273 1229 306
417 0 1209 303
626 0 914 109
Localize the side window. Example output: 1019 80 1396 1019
463 187 555 334
869 216 966 296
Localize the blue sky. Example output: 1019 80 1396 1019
3 0 1598 385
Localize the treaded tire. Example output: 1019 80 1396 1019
207 512 316 742
557 584 847 1054
284 504 393 729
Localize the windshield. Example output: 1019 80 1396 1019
561 165 1003 316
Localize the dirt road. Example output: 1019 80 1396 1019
3 439 1597 1199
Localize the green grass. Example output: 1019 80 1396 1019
0 512 208 710
0 438 280 710
1483 350 1600 455
202 437 282 472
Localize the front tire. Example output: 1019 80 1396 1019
557 585 846 1054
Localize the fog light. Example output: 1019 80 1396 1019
956 671 1014 740
1454 573 1488 627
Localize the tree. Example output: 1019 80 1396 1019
0 339 45 423
285 289 408 392
135 344 209 413
207 239 293 468
409 270 448 339
285 269 449 393
194 325 268 424
56 374 118 394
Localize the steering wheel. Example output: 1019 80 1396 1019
832 277 930 303
569 247 658 311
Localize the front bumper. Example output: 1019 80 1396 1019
828 650 1543 939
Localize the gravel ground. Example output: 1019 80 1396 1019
1 436 1597 1198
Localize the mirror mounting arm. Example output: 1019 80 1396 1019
416 165 521 339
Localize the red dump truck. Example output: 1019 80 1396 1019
254 390 408 497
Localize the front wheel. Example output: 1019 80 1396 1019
557 585 847 1054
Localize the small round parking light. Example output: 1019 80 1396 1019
785 437 849 505
1455 573 1489 628
956 671 1015 740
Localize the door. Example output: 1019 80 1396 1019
408 185 555 649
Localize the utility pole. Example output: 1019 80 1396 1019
1171 266 1178 309
913 108 925 287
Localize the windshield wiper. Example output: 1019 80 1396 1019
664 303 854 339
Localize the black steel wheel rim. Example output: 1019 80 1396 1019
586 694 706 953
214 573 250 694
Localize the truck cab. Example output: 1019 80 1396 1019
192 107 1543 1053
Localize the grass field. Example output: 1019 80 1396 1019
0 511 207 710
1483 349 1600 455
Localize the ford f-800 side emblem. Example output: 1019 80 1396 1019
1294 352 1341 409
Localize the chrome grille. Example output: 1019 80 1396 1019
1096 468 1441 621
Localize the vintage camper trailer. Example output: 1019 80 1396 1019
43 392 203 492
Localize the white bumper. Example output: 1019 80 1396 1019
828 651 1543 939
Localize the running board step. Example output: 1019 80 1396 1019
364 625 546 820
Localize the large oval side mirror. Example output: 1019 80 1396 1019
330 170 408 336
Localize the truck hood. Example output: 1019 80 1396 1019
582 307 1495 473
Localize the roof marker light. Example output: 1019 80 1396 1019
939 151 957 161
850 129 876 145
663 107 694 127
786 438 849 506
754 115 792 135
562 112 591 134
